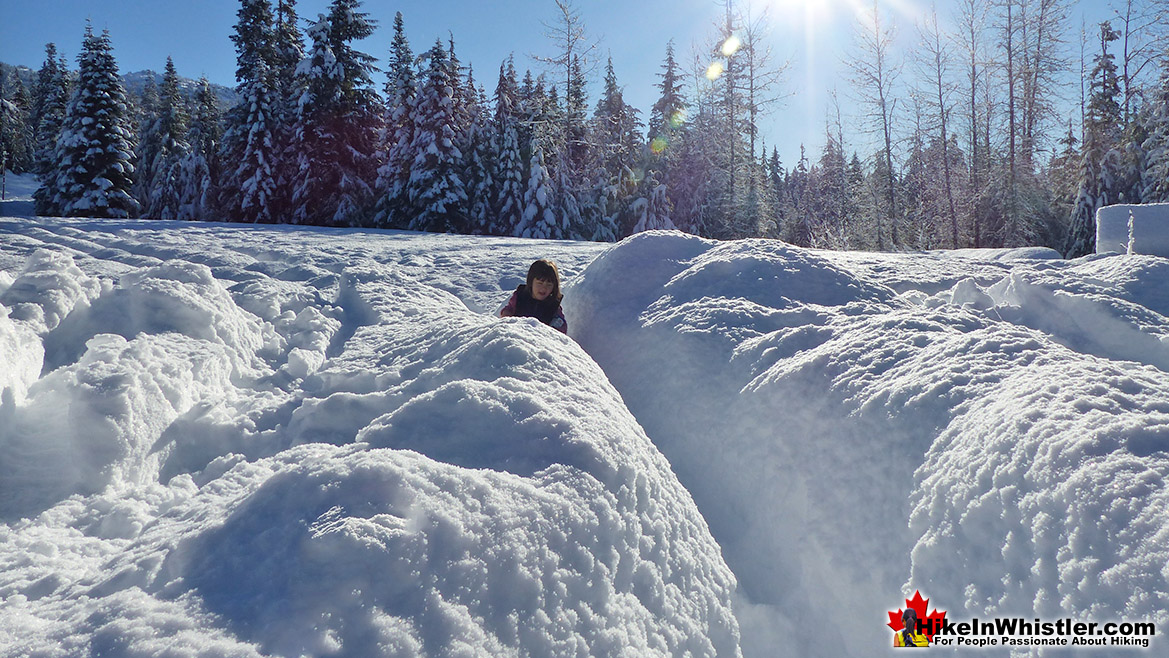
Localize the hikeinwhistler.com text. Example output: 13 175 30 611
922 617 1157 649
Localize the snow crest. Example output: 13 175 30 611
0 219 738 658
567 231 1169 657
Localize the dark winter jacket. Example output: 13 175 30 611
500 285 568 334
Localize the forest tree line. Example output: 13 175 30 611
2 0 1168 256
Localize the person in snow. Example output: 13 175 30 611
894 608 929 647
499 259 568 334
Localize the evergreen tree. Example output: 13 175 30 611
373 11 417 228
37 25 138 218
629 173 676 233
0 69 33 174
591 57 642 183
491 58 524 235
271 0 306 216
31 44 70 178
515 146 559 238
174 78 223 220
647 41 685 183
405 39 467 232
219 0 280 222
466 93 496 234
1142 46 1169 202
142 57 191 218
565 54 589 175
288 0 382 226
131 74 160 207
1066 22 1124 258
812 125 849 248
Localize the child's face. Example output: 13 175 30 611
531 278 554 301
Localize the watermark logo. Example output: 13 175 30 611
884 590 1157 649
887 590 947 647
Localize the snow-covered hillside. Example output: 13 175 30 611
2 199 1168 657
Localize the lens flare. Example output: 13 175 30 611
721 34 741 57
705 61 725 80
651 136 668 154
669 109 686 129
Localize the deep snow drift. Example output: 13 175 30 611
0 216 736 657
2 203 1168 657
569 234 1169 656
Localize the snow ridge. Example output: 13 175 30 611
0 218 737 658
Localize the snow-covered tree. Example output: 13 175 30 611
1142 46 1169 202
37 25 138 218
592 57 642 183
31 44 71 178
219 0 280 223
404 39 467 233
288 0 382 226
1066 22 1124 258
515 146 559 238
271 0 306 215
647 41 685 182
490 58 524 235
140 57 191 219
629 174 676 234
0 69 33 174
373 11 417 228
173 78 223 220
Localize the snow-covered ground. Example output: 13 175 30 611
2 174 1168 657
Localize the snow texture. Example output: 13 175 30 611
567 231 1169 657
0 215 737 657
2 209 1168 658
1096 202 1169 256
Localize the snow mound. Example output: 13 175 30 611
568 231 1169 657
0 219 738 658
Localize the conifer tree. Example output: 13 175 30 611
491 58 525 235
0 70 32 174
405 39 467 232
516 146 558 238
31 44 70 178
592 57 642 181
174 78 222 220
271 0 305 216
288 0 381 226
630 173 676 233
1141 46 1169 202
37 25 138 218
1066 22 1124 258
373 11 417 228
219 0 280 223
142 57 191 218
647 41 685 182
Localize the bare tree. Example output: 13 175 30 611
1113 0 1169 123
917 3 962 248
533 0 599 166
955 0 991 246
847 0 901 249
737 6 788 167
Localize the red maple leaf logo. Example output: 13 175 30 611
888 590 947 642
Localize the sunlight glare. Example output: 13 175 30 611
721 34 741 57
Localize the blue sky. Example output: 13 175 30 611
1 1 1123 167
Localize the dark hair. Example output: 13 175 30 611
526 259 562 302
902 609 918 645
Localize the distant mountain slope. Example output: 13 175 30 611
1 61 240 109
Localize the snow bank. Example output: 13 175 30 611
0 218 737 657
1096 203 1169 256
568 231 1169 657
5 216 1168 658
